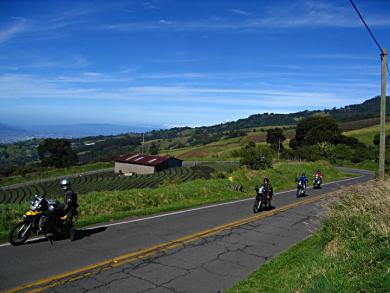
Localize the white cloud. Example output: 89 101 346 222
99 1 390 33
229 9 250 16
0 71 381 126
0 18 29 44
0 55 89 71
304 53 376 60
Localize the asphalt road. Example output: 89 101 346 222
0 167 374 293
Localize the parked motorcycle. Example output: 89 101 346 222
313 175 322 189
296 180 306 198
8 194 75 246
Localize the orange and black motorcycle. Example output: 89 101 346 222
8 194 75 246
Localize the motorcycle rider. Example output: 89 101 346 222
314 169 323 181
315 169 323 177
259 177 274 210
298 173 308 190
60 179 78 239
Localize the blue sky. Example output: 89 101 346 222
0 0 389 128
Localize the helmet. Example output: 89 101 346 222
60 178 71 190
263 177 269 184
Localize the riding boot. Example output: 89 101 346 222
69 227 76 241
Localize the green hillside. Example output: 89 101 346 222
344 123 390 145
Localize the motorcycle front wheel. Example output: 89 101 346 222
9 221 32 246
253 199 261 213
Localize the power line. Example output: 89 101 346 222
349 0 389 76
349 0 382 52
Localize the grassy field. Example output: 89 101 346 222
339 116 390 132
0 162 113 187
163 129 296 162
0 161 351 242
162 136 246 160
344 123 390 145
228 178 390 292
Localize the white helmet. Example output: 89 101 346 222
60 178 71 190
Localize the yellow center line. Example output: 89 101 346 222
6 191 337 293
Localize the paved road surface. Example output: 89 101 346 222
0 167 374 292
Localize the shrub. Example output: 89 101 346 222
333 144 354 161
339 135 365 148
212 171 228 179
280 148 294 160
239 144 274 170
373 134 390 146
351 146 371 163
294 145 322 161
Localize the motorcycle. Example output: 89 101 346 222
8 194 74 246
253 186 275 213
253 190 265 213
296 180 306 198
313 175 322 189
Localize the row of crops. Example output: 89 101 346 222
0 166 214 205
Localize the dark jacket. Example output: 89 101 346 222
260 184 273 196
64 189 78 212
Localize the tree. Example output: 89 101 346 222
149 142 160 155
293 116 342 148
373 134 390 146
266 128 286 150
38 139 78 168
239 143 274 170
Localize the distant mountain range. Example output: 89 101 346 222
1 96 389 144
0 123 162 143
0 124 31 143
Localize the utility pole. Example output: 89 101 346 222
277 138 281 161
141 133 145 154
378 48 387 180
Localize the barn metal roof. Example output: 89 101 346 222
114 153 181 166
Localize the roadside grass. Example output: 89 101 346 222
227 178 390 292
0 161 351 242
0 162 113 187
338 160 378 172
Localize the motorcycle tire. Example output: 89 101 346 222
253 199 261 213
9 221 32 246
